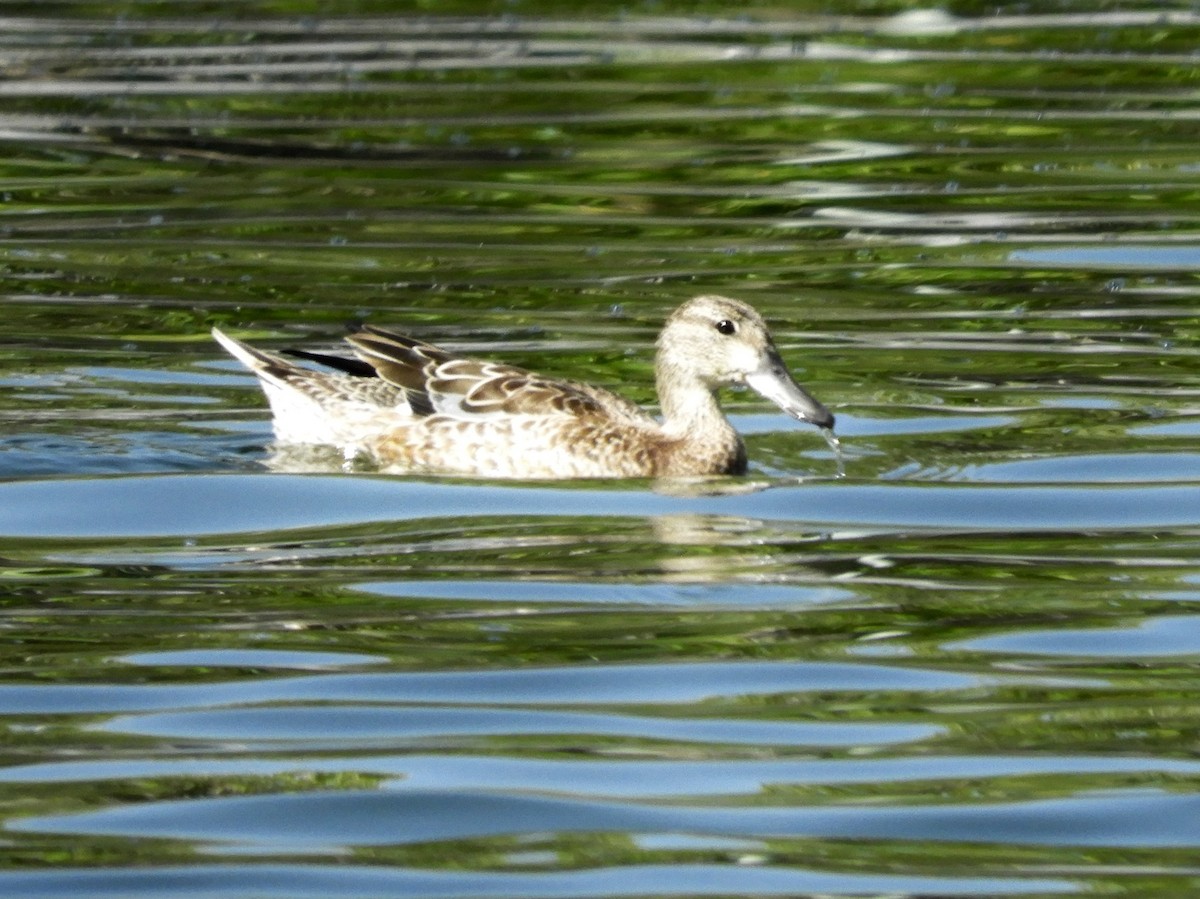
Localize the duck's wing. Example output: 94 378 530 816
346 324 649 423
283 347 377 378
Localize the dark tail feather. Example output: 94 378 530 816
283 348 377 378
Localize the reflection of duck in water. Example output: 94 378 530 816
213 295 835 479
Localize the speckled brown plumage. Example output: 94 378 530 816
212 295 834 479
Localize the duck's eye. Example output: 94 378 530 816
715 319 737 335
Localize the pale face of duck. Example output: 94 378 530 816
657 295 835 430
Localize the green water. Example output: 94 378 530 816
1 5 1199 897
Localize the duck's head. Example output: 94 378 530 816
657 295 835 430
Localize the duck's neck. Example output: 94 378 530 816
659 378 723 433
655 364 746 475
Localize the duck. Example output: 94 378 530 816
212 294 835 479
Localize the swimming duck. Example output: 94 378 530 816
212 295 834 478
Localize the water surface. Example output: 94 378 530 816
2 6 1199 897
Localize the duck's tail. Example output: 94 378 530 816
213 326 408 447
212 326 295 379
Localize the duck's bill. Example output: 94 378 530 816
745 356 835 430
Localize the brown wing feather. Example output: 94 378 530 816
344 324 641 422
